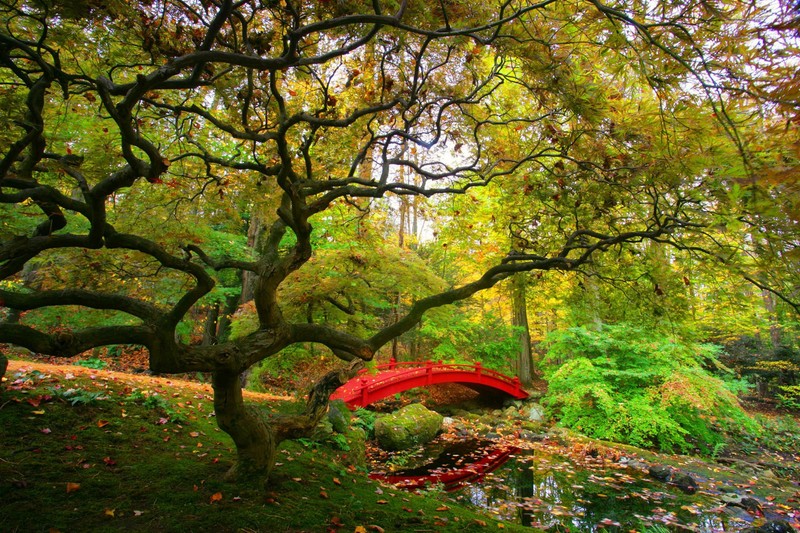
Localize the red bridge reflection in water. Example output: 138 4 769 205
369 440 520 492
331 359 529 409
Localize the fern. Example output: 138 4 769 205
543 324 757 453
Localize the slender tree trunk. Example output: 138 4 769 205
202 304 220 346
241 211 263 304
512 274 534 387
0 352 7 385
215 293 241 343
762 289 782 349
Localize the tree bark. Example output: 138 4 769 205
215 292 241 343
512 274 534 387
202 303 220 345
213 369 280 482
212 360 364 485
0 352 7 386
762 289 782 349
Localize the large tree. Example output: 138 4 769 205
1 0 797 483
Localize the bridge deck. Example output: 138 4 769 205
331 360 528 408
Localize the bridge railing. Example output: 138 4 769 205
351 359 524 398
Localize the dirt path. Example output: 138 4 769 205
5 359 292 402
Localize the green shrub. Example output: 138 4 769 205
73 357 107 370
543 324 759 453
353 408 377 437
49 387 108 406
777 384 800 410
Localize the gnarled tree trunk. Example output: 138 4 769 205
212 360 364 484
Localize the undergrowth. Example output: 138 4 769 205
543 324 760 454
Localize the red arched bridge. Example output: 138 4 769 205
330 360 529 409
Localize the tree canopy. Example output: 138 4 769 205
1 0 798 482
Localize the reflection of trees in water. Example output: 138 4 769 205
456 450 735 532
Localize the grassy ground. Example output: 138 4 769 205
0 360 530 533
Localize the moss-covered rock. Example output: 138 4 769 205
327 399 351 433
342 427 367 467
374 403 443 451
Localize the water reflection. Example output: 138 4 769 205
374 439 749 531
454 447 736 532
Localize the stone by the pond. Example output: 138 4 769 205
374 403 443 451
518 430 546 442
648 464 674 482
327 399 351 434
722 494 764 514
742 520 797 533
526 403 546 423
620 457 648 470
740 496 763 514
673 473 698 494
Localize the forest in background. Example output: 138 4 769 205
1 0 799 481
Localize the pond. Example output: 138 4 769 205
370 437 771 531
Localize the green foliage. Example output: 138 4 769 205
418 310 520 372
18 305 139 333
73 357 107 370
353 408 377 437
125 390 187 424
777 385 800 410
543 324 759 453
49 387 108 406
244 344 317 393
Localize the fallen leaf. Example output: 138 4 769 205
104 509 115 518
41 428 51 434
97 420 110 428
189 431 200 438
436 505 450 511
473 519 487 527
330 516 343 527
103 457 117 466
32 410 45 415
319 490 329 499
332 477 341 485
66 482 80 493
354 527 368 533
367 526 385 533
376 499 389 505
133 510 144 517
209 492 223 504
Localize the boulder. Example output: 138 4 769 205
327 399 351 434
312 417 334 442
742 521 796 533
722 494 764 515
374 403 443 451
526 403 546 423
648 464 674 482
341 427 367 467
673 473 698 494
